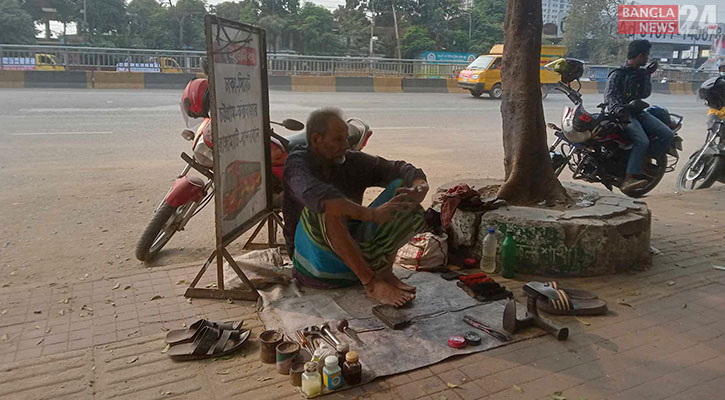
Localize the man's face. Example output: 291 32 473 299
310 118 349 164
635 52 649 67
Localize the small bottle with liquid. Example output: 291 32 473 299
342 351 362 385
301 361 322 398
322 355 344 390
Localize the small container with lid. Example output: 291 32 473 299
335 342 349 369
301 361 322 398
322 355 344 390
342 351 362 385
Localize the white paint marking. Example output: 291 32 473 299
12 131 114 136
374 126 433 130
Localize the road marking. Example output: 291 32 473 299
375 126 433 130
11 131 114 136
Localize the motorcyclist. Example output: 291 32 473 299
604 40 675 192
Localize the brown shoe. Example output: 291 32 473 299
621 177 648 192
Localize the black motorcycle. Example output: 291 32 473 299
675 76 725 191
547 78 683 198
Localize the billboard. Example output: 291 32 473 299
205 15 272 246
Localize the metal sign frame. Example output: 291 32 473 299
185 15 273 301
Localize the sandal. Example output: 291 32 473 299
544 281 598 300
525 282 607 316
167 326 251 361
165 319 244 345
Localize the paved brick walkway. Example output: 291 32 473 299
1 187 723 399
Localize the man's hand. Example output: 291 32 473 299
370 196 412 224
395 181 429 204
645 60 658 75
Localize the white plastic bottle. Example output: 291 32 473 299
480 227 498 273
322 355 344 390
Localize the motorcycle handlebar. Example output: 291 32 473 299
180 152 214 180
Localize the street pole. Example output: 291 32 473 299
392 2 401 59
468 13 472 41
84 0 87 36
369 4 375 57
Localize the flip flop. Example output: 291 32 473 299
525 282 607 316
167 326 251 361
165 319 244 345
545 281 598 300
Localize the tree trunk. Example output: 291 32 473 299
496 0 568 205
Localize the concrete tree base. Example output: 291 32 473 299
437 179 652 276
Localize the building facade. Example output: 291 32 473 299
542 0 571 24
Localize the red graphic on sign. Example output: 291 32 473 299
213 43 257 66
618 5 678 35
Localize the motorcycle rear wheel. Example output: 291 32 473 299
621 153 667 198
135 202 183 261
675 152 722 191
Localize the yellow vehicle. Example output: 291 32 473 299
115 57 182 73
457 44 565 99
1 53 65 71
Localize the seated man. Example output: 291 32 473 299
282 108 428 307
604 39 674 191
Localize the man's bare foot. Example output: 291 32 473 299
378 268 416 293
365 277 415 307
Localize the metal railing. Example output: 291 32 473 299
583 64 718 83
0 44 467 78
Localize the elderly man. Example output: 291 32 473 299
282 108 428 307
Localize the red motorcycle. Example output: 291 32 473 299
135 78 373 261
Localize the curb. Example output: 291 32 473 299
0 70 706 94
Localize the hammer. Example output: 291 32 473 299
336 319 364 346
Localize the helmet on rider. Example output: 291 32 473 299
699 76 725 110
181 78 210 118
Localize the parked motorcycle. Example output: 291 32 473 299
545 58 683 198
675 76 725 191
135 79 374 262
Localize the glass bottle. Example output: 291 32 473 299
301 361 322 398
335 342 349 369
342 350 362 385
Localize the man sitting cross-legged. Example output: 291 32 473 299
282 107 428 307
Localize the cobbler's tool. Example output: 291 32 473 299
320 322 343 347
336 319 364 346
502 283 569 341
462 315 511 342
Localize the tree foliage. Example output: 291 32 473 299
0 0 37 44
562 0 627 64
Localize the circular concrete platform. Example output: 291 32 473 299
437 179 652 276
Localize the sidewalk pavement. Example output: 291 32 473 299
1 187 723 400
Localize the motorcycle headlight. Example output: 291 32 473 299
193 140 214 168
472 74 479 79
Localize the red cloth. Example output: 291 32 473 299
440 184 480 229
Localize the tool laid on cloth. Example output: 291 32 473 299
336 319 364 346
320 322 344 347
463 315 511 342
372 304 411 330
296 330 315 353
503 282 570 341
303 326 335 348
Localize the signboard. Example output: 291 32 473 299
417 51 477 64
205 15 272 246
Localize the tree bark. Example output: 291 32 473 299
496 0 568 205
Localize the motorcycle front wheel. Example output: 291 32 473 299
621 153 667 198
135 202 186 261
675 151 722 191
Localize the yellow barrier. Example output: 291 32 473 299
91 71 144 89
447 78 467 93
290 76 336 92
373 77 402 93
579 81 599 94
0 70 25 88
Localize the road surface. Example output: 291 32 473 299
0 88 713 287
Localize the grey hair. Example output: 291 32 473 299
306 107 344 144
